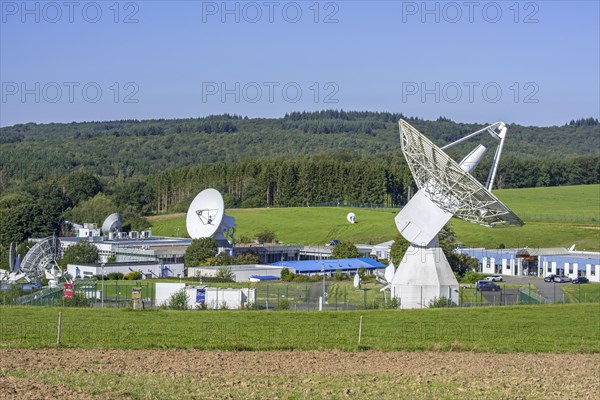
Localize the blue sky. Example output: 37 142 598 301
1 0 598 127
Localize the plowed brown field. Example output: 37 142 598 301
1 349 598 399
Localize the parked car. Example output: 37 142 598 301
553 275 572 283
572 276 589 284
544 274 557 282
476 280 501 291
485 275 503 282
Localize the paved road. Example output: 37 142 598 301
502 276 568 303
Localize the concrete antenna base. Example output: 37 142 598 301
390 238 459 309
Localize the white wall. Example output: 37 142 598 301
187 265 287 282
155 282 185 306
184 287 256 309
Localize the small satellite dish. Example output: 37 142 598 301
384 262 395 283
186 188 235 243
346 212 356 224
102 213 122 235
353 273 361 288
9 242 17 273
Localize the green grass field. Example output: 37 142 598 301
149 184 600 250
561 283 600 303
1 304 598 353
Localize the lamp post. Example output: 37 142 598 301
101 263 105 308
321 263 326 305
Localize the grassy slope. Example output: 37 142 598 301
1 304 598 353
561 283 600 303
149 185 600 250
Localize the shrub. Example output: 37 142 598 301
333 268 344 281
106 272 124 280
461 272 487 284
292 274 310 282
386 297 399 309
167 289 189 310
428 296 454 308
280 268 292 281
278 299 290 310
361 274 376 282
124 271 142 280
255 229 276 243
215 266 235 281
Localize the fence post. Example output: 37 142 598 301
344 286 347 310
56 312 62 347
358 316 363 346
306 284 310 309
335 286 338 311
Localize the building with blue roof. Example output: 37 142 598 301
271 258 385 276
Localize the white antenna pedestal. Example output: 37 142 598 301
390 238 458 309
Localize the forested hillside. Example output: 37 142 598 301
1 112 598 183
0 111 598 265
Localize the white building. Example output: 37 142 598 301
155 282 255 309
458 247 600 283
67 261 184 279
187 264 290 282
59 235 191 265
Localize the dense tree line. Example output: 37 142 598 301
151 157 411 213
1 112 598 185
0 170 153 270
150 155 598 213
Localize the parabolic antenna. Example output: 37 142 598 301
19 237 62 279
9 242 18 273
102 213 123 235
375 261 396 292
346 212 356 224
353 273 361 288
398 120 523 229
186 188 235 244
390 120 523 309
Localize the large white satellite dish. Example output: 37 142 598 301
186 188 235 244
102 213 122 235
390 120 523 309
19 237 62 280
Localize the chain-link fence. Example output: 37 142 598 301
7 279 598 309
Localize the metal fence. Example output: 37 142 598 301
10 280 598 310
14 280 155 308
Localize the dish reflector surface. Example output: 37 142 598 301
102 213 122 234
399 120 523 227
186 189 225 239
20 237 62 279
